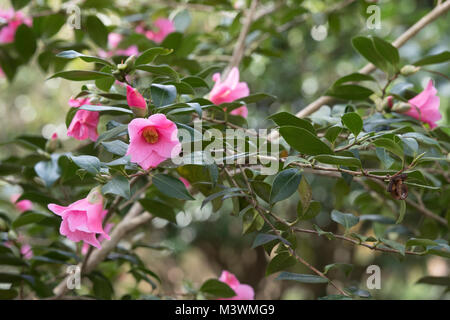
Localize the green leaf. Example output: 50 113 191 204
0 254 28 266
101 140 128 156
352 36 390 72
333 73 376 87
34 155 61 187
297 176 312 212
279 126 333 155
48 70 114 81
324 125 343 143
413 51 450 66
70 155 102 175
14 25 36 61
372 36 399 68
95 125 128 147
96 66 115 91
242 209 264 234
150 84 177 107
297 200 321 221
86 16 108 49
269 112 315 133
314 155 361 168
406 238 438 248
270 168 302 204
173 9 191 32
56 50 113 66
331 210 359 229
266 252 297 276
11 0 31 10
341 112 363 137
102 176 131 199
276 272 328 283
416 276 450 286
327 84 373 100
200 279 236 298
139 199 176 223
12 211 50 229
252 233 291 249
380 238 405 256
136 65 179 81
324 263 353 277
236 93 276 105
87 271 114 300
152 174 194 200
396 200 406 224
373 138 404 160
135 47 173 66
181 76 209 89
41 13 66 38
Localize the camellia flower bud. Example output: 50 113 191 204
125 55 136 70
392 102 412 113
382 95 394 111
45 132 60 153
126 85 148 117
400 65 420 76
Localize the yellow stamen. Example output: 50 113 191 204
142 126 159 144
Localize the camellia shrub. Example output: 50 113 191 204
0 0 449 300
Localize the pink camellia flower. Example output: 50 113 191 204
209 67 250 118
51 132 58 140
67 97 100 141
0 67 4 77
99 33 139 58
0 9 32 44
81 223 114 255
126 114 181 170
137 18 175 43
10 194 33 213
20 244 33 260
47 188 111 249
404 80 441 129
126 85 147 110
218 270 254 300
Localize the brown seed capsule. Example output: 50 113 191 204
387 173 408 200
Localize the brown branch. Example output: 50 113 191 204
225 0 259 75
291 227 421 256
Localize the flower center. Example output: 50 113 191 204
142 126 159 144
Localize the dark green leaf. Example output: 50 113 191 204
102 176 131 199
331 210 359 229
270 168 302 204
135 47 173 66
152 174 194 200
150 84 177 107
341 112 363 137
276 272 328 283
200 279 236 298
413 51 450 66
269 112 315 133
280 126 333 155
266 252 297 276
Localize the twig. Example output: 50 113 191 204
225 0 259 75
